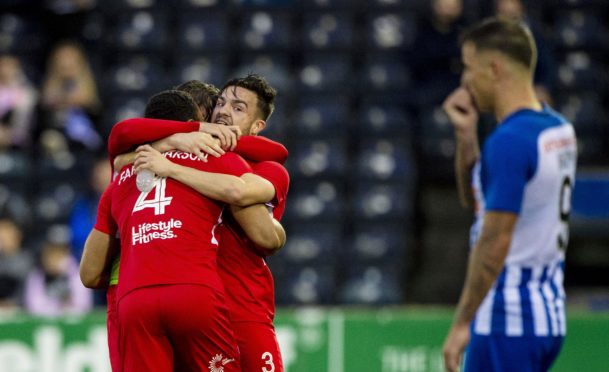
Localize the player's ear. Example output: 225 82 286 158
251 119 266 135
489 56 502 81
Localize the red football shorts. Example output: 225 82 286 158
233 322 284 372
118 284 241 372
106 285 120 372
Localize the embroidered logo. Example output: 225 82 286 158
208 354 236 372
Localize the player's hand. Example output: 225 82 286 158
167 132 224 160
199 122 241 151
134 145 175 177
443 322 470 372
443 87 479 134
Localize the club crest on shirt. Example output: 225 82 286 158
208 353 235 372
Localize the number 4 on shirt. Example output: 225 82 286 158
132 177 173 216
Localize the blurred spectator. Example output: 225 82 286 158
69 155 111 261
0 54 38 151
0 216 33 311
411 0 465 105
23 225 92 316
39 40 102 156
494 0 556 104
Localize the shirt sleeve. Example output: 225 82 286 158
253 161 290 212
107 118 199 160
482 131 534 214
93 183 118 236
234 136 289 164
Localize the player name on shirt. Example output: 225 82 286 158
132 218 183 246
117 151 209 185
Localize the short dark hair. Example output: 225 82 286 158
222 74 276 121
175 80 219 122
144 90 202 122
460 17 537 70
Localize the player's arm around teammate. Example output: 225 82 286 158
134 144 275 206
134 144 285 251
80 178 119 290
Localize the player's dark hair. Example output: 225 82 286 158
144 90 202 122
222 74 276 121
460 17 537 70
175 80 219 122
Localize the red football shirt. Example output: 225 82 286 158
94 151 251 300
216 160 290 323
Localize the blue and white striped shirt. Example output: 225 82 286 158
471 105 576 337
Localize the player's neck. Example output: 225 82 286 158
494 79 542 123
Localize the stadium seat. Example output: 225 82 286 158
107 11 169 52
345 223 407 266
297 53 353 92
171 54 228 88
417 104 457 181
237 11 292 50
32 181 82 225
356 101 414 138
98 0 166 11
232 53 292 92
292 95 350 138
352 181 413 221
0 13 45 53
339 265 404 304
275 265 336 305
548 0 609 7
359 53 412 93
103 94 149 134
176 11 229 52
281 179 345 222
301 11 354 50
365 12 417 50
353 139 416 182
286 139 348 178
365 0 426 11
177 0 221 9
300 0 356 8
0 151 31 189
260 102 289 142
277 223 342 266
104 55 167 95
235 0 296 7
0 184 31 228
556 92 608 135
554 10 609 50
556 52 608 92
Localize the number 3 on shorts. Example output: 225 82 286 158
261 351 275 372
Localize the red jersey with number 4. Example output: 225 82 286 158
217 160 290 323
94 151 251 301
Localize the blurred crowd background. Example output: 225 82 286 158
0 0 607 316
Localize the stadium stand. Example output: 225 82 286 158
0 0 607 308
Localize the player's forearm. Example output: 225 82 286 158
167 163 254 205
235 136 289 164
453 213 513 326
274 219 287 250
230 204 284 254
454 130 480 209
80 229 116 289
